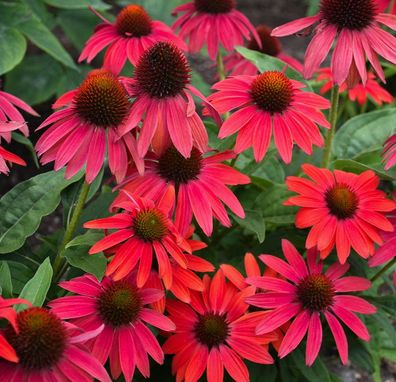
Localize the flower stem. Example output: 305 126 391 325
216 50 226 81
388 0 395 13
321 85 340 168
370 258 396 282
52 181 91 281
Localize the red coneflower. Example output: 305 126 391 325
377 0 396 13
120 41 220 159
163 270 275 382
113 147 249 236
0 297 30 362
0 88 38 175
85 192 191 287
317 68 393 106
285 164 396 263
79 5 187 74
0 307 110 381
247 240 377 365
272 0 396 85
36 69 143 184
224 25 303 76
383 134 396 170
172 0 260 60
50 273 175 382
208 71 330 163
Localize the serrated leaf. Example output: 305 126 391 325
17 257 52 309
333 108 396 159
234 210 266 243
0 261 13 298
5 55 63 105
0 27 26 75
236 46 306 82
0 170 83 254
64 247 106 280
256 184 297 225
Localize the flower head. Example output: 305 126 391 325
224 25 303 76
36 69 144 184
85 191 191 286
163 270 275 382
79 5 186 74
113 147 249 236
0 89 38 175
0 306 110 381
285 164 396 263
209 71 330 163
120 42 220 158
50 273 175 382
172 0 260 60
247 240 377 365
0 297 30 362
272 0 396 85
317 68 393 106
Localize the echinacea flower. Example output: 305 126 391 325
317 68 393 106
113 146 249 236
36 69 143 184
144 226 214 312
0 297 30 362
0 307 110 381
377 0 396 13
85 192 191 286
369 200 396 284
172 0 260 60
208 71 330 163
79 5 186 74
383 134 396 170
163 270 275 382
271 0 396 85
0 88 38 175
120 41 220 158
50 273 175 382
285 164 396 263
224 25 303 76
247 240 377 365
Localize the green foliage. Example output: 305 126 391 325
0 261 13 298
0 27 26 75
233 210 266 243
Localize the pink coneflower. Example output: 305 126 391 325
377 0 396 13
120 41 219 158
285 164 396 263
36 69 143 184
113 146 249 236
383 134 396 170
85 192 191 286
224 25 303 76
0 88 38 175
369 199 396 284
208 71 330 163
272 0 396 85
79 5 186 74
50 273 175 382
317 68 393 106
0 297 30 362
163 270 275 382
172 0 260 60
145 227 214 312
247 239 377 366
0 307 110 381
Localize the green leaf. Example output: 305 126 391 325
64 247 107 280
0 170 83 254
0 261 13 298
66 231 104 249
290 350 332 382
6 260 35 294
333 108 396 159
44 0 110 10
256 184 297 225
333 159 393 180
236 46 306 82
18 257 52 309
0 27 26 75
233 210 266 243
56 64 92 97
5 55 63 105
348 337 374 373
